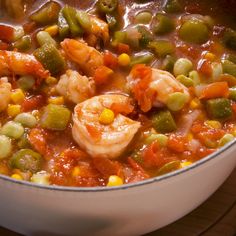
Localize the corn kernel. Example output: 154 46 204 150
180 161 192 168
7 104 21 117
45 25 59 36
107 175 123 187
190 98 201 109
99 108 115 125
11 89 25 104
48 96 64 105
46 76 58 85
187 133 193 141
118 53 131 67
204 52 215 61
11 173 23 180
204 120 222 129
72 166 81 177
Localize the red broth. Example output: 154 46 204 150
0 0 236 187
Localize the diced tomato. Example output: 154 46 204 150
116 43 130 54
94 65 114 85
0 25 14 42
198 59 212 77
63 148 88 161
200 82 229 99
103 51 118 69
167 135 187 153
0 40 9 50
21 95 45 112
93 158 123 178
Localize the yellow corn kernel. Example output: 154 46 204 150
11 174 23 181
99 108 115 125
190 98 201 109
7 104 21 117
48 96 64 105
180 161 192 168
44 25 59 36
118 53 131 67
11 89 25 104
72 166 81 177
46 76 58 85
107 175 123 187
187 133 193 141
204 120 222 129
204 52 215 61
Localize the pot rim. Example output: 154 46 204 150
1 139 236 192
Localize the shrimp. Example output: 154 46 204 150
0 77 12 112
127 64 190 112
89 16 109 44
61 39 103 77
56 70 95 104
72 94 141 159
0 50 49 79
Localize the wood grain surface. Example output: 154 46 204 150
1 167 236 236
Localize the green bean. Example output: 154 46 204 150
1 121 24 139
135 11 152 24
36 31 57 47
156 160 181 176
34 43 65 75
130 53 154 66
218 134 234 147
76 11 92 32
14 113 37 128
152 14 175 35
9 149 42 173
97 0 118 13
58 9 70 39
161 55 176 72
167 92 189 111
62 5 83 37
179 20 209 44
149 40 175 57
12 35 31 51
137 26 153 48
152 110 177 133
164 0 182 13
206 98 232 120
222 28 236 51
0 135 12 159
173 58 193 76
17 75 35 91
40 104 71 130
30 1 61 26
222 60 236 77
145 133 168 146
176 75 194 87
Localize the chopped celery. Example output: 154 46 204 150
58 9 70 39
34 44 65 75
206 98 232 119
152 14 175 35
10 149 42 173
36 31 57 47
152 110 177 133
12 35 31 51
149 40 175 57
40 104 71 130
30 1 61 26
76 11 92 32
62 5 83 36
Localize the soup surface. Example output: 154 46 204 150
0 0 236 187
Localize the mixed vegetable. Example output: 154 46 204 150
0 0 236 187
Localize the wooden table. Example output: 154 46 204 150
1 168 236 236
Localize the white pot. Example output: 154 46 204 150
1 142 236 236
